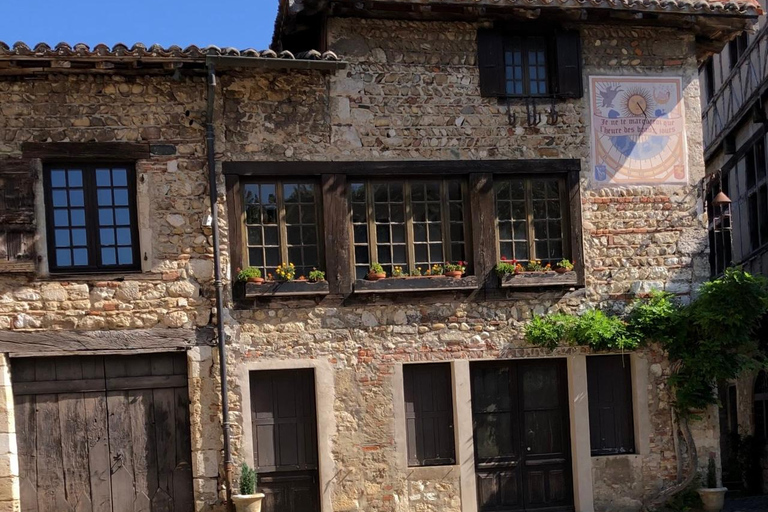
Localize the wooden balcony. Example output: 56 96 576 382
703 25 768 159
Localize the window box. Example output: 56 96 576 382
353 275 478 294
500 271 577 288
244 280 329 297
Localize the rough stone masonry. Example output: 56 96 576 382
0 5 755 512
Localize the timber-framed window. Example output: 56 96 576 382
745 138 768 251
477 27 582 99
495 176 569 264
242 181 322 279
349 179 469 279
43 164 140 273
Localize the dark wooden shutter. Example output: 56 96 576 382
555 31 583 99
404 363 455 466
477 29 505 98
0 158 36 272
587 355 635 456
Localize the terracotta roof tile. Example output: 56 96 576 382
0 42 341 61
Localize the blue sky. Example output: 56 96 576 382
0 0 278 50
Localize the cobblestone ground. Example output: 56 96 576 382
723 494 768 511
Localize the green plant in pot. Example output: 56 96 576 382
697 455 727 512
367 262 386 280
237 267 263 284
232 463 264 512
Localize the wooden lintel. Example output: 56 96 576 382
50 60 72 69
21 142 151 161
0 327 215 357
0 158 33 175
95 61 116 69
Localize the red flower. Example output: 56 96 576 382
501 256 507 261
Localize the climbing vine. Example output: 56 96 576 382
524 267 768 509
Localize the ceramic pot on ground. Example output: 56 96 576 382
697 488 727 512
232 494 265 512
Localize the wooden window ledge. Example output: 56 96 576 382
244 280 330 297
500 271 578 288
354 275 478 294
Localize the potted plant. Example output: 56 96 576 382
444 261 466 278
425 264 444 277
275 262 296 282
409 267 422 277
308 268 325 283
237 267 264 284
232 463 264 512
555 259 574 274
367 263 386 280
526 259 544 272
392 265 406 278
697 455 727 512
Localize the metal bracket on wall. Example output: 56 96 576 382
546 97 559 125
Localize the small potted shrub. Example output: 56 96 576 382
444 261 466 278
409 267 422 277
555 259 574 274
526 259 544 272
237 267 264 284
232 463 264 512
392 265 406 278
367 263 386 280
275 262 296 282
308 268 325 283
697 455 727 512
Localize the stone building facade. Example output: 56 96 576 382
0 1 761 511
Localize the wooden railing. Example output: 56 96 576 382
703 25 768 158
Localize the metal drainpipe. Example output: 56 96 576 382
205 62 235 511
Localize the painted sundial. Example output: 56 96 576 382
589 76 688 186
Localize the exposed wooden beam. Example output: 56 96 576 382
0 327 215 357
21 142 151 161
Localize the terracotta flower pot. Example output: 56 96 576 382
247 277 264 284
554 267 570 274
697 488 727 512
367 272 386 281
445 270 463 278
232 493 265 512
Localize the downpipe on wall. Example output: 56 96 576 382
205 62 235 511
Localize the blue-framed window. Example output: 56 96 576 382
44 164 140 272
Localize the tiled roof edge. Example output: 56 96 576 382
0 42 341 61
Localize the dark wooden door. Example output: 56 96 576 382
471 359 573 512
250 369 320 512
12 353 194 512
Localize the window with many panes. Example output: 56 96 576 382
745 138 768 251
495 177 569 263
243 181 322 278
349 179 468 279
706 175 732 276
504 36 549 96
44 164 139 272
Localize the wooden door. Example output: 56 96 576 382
471 359 573 512
12 353 194 512
250 369 320 512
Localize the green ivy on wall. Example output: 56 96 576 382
524 268 768 510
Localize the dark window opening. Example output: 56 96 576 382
707 175 732 276
243 181 322 279
587 355 635 456
44 164 139 272
495 176 570 264
478 28 582 99
703 57 715 103
350 179 469 279
729 32 749 70
743 139 768 251
404 363 456 467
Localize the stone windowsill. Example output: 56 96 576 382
500 271 578 288
353 275 478 294
45 270 153 282
244 280 330 297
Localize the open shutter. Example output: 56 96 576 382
477 29 505 98
587 355 635 455
555 30 583 98
0 159 36 272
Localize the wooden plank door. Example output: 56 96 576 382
471 359 573 512
12 353 194 512
250 369 320 512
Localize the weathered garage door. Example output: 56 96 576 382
11 353 194 512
